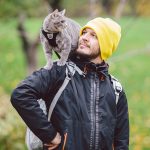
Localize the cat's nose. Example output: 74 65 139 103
64 23 67 27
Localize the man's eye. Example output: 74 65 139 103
82 31 87 35
92 34 97 38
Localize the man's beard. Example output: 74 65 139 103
74 48 100 61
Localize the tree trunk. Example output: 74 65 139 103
129 0 137 16
43 0 62 11
89 0 98 19
101 0 113 16
17 14 40 75
115 0 127 20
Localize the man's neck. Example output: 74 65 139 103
90 57 103 64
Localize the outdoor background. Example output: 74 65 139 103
0 0 150 149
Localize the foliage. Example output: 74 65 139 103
0 92 27 150
0 17 150 149
0 0 150 18
136 0 150 16
0 0 48 18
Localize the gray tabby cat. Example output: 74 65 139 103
40 9 81 70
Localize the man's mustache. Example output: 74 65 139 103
79 41 90 48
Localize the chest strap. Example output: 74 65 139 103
41 28 59 47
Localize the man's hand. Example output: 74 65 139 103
44 132 61 150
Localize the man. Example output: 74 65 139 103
11 17 129 150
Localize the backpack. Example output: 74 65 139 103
25 61 122 150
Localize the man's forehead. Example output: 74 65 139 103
83 28 96 34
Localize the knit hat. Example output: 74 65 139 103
80 17 121 60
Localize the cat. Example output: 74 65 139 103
40 9 81 70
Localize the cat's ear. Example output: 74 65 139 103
60 9 66 16
48 9 51 13
51 9 58 18
53 9 59 14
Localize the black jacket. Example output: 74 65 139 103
11 58 129 150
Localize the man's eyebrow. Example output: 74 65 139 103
90 30 96 34
82 29 87 32
92 31 97 36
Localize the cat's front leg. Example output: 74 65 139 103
57 50 69 66
43 40 53 70
57 39 71 66
40 32 54 69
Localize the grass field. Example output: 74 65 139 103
0 16 150 149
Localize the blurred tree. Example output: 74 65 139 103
115 0 127 20
17 14 40 75
0 0 48 18
136 0 150 16
46 0 63 11
101 0 114 15
89 0 98 19
1 0 150 18
89 0 101 19
129 0 137 16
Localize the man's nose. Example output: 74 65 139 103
82 33 89 41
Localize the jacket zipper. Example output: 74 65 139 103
89 73 100 150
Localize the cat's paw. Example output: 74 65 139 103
57 60 66 66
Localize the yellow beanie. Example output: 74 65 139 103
80 17 121 60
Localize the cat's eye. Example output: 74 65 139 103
61 20 65 23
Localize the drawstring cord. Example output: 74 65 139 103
62 133 68 150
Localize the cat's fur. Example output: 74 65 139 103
40 9 81 70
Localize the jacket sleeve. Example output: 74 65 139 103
10 66 64 143
114 90 129 150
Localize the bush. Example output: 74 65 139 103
0 91 27 150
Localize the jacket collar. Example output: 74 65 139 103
69 54 109 80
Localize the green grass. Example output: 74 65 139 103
116 17 150 55
110 52 150 128
0 16 150 150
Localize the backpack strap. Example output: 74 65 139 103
110 75 122 104
66 61 85 77
48 61 84 121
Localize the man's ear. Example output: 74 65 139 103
60 9 66 16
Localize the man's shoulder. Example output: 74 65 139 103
29 62 66 82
